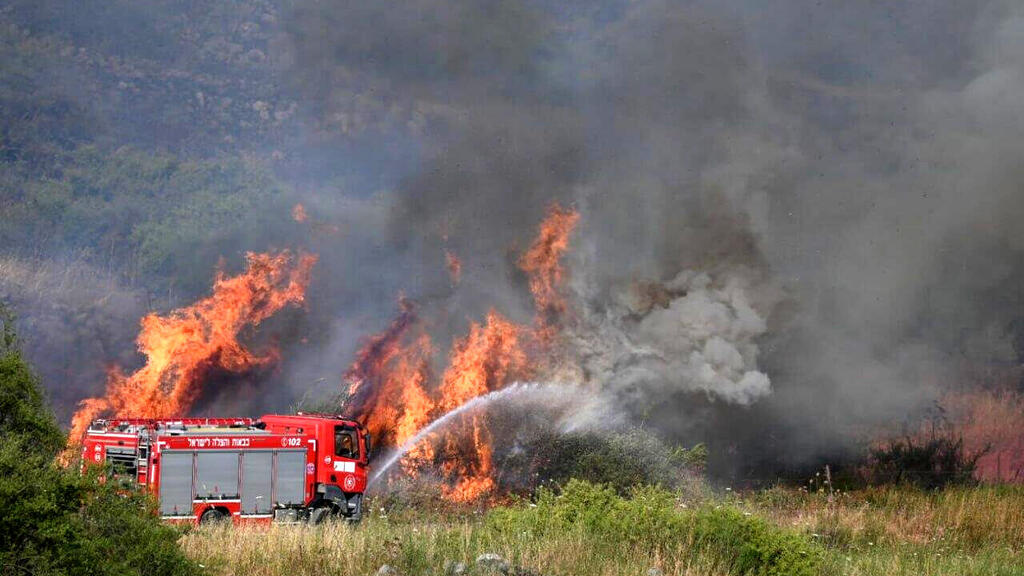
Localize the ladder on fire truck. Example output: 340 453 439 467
136 434 150 484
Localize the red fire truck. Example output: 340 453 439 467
80 414 371 524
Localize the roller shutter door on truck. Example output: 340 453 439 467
275 450 306 506
159 451 193 516
196 451 240 499
242 451 272 514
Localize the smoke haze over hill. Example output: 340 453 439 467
3 0 1024 479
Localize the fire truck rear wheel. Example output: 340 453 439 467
199 507 228 525
308 505 333 525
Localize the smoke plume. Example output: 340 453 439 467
283 0 1024 475
5 0 1024 479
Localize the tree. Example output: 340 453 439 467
0 302 199 576
0 305 64 456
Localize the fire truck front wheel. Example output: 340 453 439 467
308 505 332 525
199 507 229 525
345 494 362 523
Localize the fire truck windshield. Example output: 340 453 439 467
334 426 359 459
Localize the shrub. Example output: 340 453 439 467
691 507 822 576
487 479 822 576
0 307 63 455
866 434 985 489
525 429 690 494
670 442 708 473
0 304 199 576
0 439 200 576
487 479 687 551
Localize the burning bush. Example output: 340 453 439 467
864 433 987 490
67 250 316 447
344 204 580 501
860 396 1000 489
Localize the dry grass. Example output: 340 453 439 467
179 516 729 576
747 485 1024 576
749 484 1024 551
181 485 1024 576
0 255 132 304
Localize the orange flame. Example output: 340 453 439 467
68 251 316 446
435 310 529 500
292 203 308 223
442 419 496 502
343 299 434 445
341 298 437 476
344 203 579 501
520 203 579 345
439 310 528 410
393 337 436 475
393 334 435 447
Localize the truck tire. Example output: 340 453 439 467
308 505 331 525
345 494 363 524
199 507 228 524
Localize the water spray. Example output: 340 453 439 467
368 382 561 485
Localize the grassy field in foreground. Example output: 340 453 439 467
180 482 1024 576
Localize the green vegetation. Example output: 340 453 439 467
181 480 822 576
0 306 64 454
489 480 821 576
670 442 708 472
520 429 706 494
180 480 1024 576
750 483 1024 576
0 9 300 298
0 304 199 576
1 144 291 293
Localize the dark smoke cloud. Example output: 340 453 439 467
283 0 1024 475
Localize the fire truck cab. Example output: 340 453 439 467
80 414 370 524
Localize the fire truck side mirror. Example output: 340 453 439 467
364 433 372 462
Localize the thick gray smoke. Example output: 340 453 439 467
571 270 775 407
283 0 1024 474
